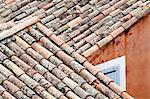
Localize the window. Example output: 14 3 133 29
96 56 126 90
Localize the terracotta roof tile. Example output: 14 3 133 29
0 0 142 98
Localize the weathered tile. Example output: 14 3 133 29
25 7 38 15
39 78 52 89
32 73 44 82
17 0 30 8
17 31 36 44
113 0 127 9
3 59 25 77
83 61 100 75
95 93 108 99
61 43 74 54
37 1 49 9
46 6 57 15
3 80 20 94
96 72 113 85
14 36 30 50
82 83 99 97
53 7 67 17
74 86 90 98
15 91 30 99
55 82 70 93
28 1 41 7
66 91 80 99
56 51 74 65
70 72 86 85
2 91 16 99
58 64 74 75
63 77 78 90
32 42 53 59
26 48 44 62
68 29 80 39
70 61 85 73
109 21 122 31
52 68 67 80
1 9 12 17
41 15 55 24
44 72 61 85
0 52 8 63
110 27 125 38
110 9 122 17
20 54 38 68
34 64 48 75
88 10 100 19
93 80 120 99
58 32 71 42
26 68 38 77
0 73 6 84
71 51 86 63
50 34 64 46
34 85 45 95
40 59 56 71
80 69 97 84
0 43 15 57
8 75 25 88
122 16 138 29
49 56 63 66
67 17 82 28
40 37 61 54
32 95 42 99
29 27 44 40
21 86 36 98
47 86 63 98
97 35 113 48
91 14 105 24
0 85 5 95
74 40 86 49
19 74 39 89
7 42 25 56
121 92 134 99
40 90 56 99
57 25 69 34
43 2 54 10
108 82 124 95
11 56 31 72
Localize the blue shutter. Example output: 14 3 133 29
101 65 120 86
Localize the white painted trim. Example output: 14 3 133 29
95 56 126 90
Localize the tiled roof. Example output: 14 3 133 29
0 17 134 99
0 0 149 58
0 0 148 98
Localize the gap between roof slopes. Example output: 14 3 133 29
0 16 134 99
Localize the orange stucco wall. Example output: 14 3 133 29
87 15 150 99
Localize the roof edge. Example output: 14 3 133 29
82 4 150 58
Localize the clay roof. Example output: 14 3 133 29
0 0 147 98
0 0 149 58
0 16 134 99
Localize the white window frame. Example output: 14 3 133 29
95 56 126 90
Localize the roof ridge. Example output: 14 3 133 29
0 16 40 41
